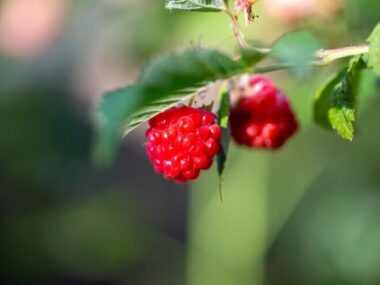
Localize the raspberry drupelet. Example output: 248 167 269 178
230 75 298 149
146 106 222 183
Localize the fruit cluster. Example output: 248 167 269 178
146 106 221 183
145 76 299 183
230 76 298 149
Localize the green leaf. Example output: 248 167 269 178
122 47 264 136
328 107 356 140
165 0 225 12
123 93 191 136
368 22 380 75
271 30 322 68
94 87 143 164
216 87 231 202
239 46 267 66
124 47 264 136
314 70 346 129
95 47 265 165
328 58 365 140
314 57 365 140
138 48 247 94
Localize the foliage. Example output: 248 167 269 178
271 30 322 68
314 57 365 140
95 47 264 164
216 87 231 200
368 23 380 75
94 0 380 188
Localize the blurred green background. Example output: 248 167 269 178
0 0 380 284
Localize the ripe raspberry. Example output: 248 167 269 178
146 106 222 183
230 75 298 149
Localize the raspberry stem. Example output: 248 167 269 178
255 44 370 73
315 44 369 65
223 2 248 48
222 0 368 67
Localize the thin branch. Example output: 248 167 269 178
222 4 248 48
315 44 370 66
255 44 370 73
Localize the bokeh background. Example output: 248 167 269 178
1 0 380 284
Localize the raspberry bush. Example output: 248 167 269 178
94 0 380 190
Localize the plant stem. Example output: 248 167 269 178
255 44 370 73
223 4 248 48
315 44 369 65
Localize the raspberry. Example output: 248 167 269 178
146 106 222 183
230 75 299 149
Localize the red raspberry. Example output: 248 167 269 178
146 106 222 183
230 75 298 149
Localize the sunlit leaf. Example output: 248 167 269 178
314 57 365 140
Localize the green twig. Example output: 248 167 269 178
255 44 370 73
315 44 370 66
222 3 247 48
